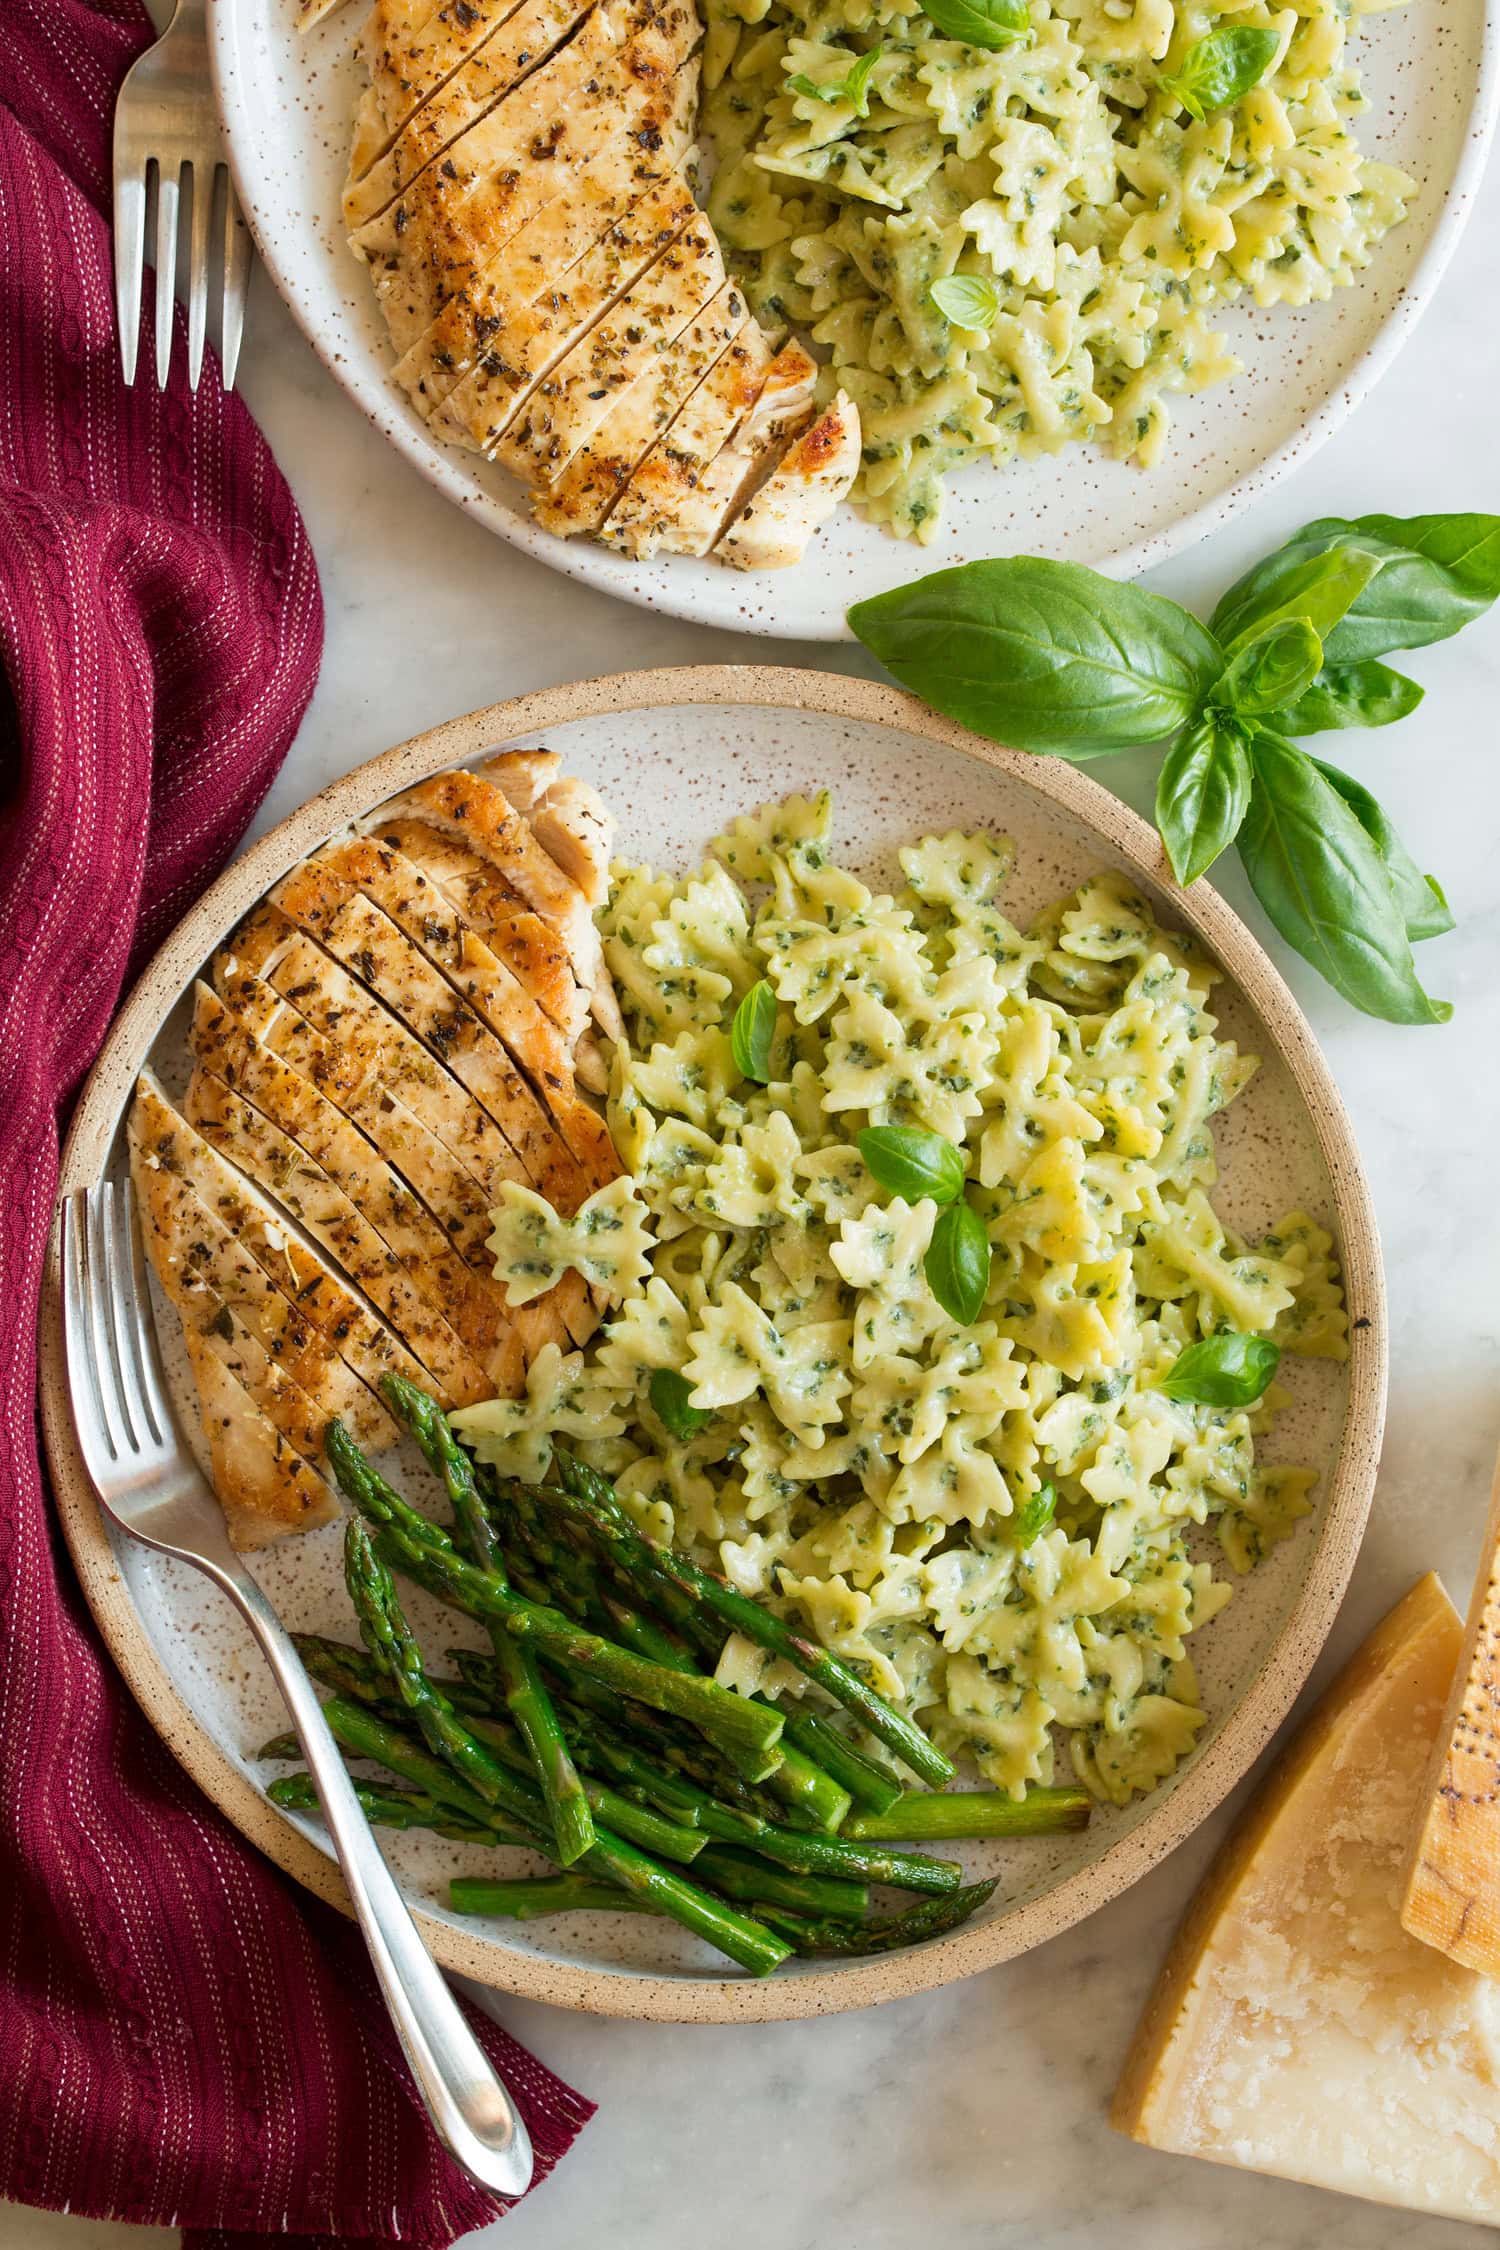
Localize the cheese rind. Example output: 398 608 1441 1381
1402 1449 1500 1976
1112 1574 1500 2226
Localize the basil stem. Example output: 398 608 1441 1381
857 1125 966 1205
1155 714 1252 886
924 1202 990 1326
730 980 777 1082
649 1368 713 1441
1159 1333 1280 1407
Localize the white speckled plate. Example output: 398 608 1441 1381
42 669 1385 2020
209 0 1496 640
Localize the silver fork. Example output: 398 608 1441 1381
113 0 253 391
60 1180 534 2200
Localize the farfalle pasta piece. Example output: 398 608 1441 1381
486 1177 654 1307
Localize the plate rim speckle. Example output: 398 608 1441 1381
209 0 1499 641
39 665 1387 2022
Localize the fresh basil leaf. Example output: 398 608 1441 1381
858 1124 966 1205
1212 617 1323 719
924 1201 991 1325
849 558 1224 757
1155 714 1252 885
929 273 1000 330
920 0 1029 46
1012 1482 1056 1546
1211 543 1384 653
1219 513 1500 664
1161 25 1279 119
649 1368 713 1440
788 41 884 113
1310 757 1454 943
1269 657 1424 734
1158 1332 1280 1407
730 980 777 1081
1238 732 1451 1024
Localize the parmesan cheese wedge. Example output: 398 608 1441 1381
1403 1445 1500 1975
1112 1573 1500 2226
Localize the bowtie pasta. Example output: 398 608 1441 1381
700 0 1413 537
455 794 1347 1807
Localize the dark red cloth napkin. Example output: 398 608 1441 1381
0 2 593 2240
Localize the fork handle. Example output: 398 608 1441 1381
216 1558 534 2199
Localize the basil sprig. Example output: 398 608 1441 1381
788 41 884 116
649 1368 713 1440
1158 1333 1281 1407
924 1202 991 1325
919 0 1029 47
848 509 1500 1024
858 1124 966 1204
730 980 777 1082
1161 26 1280 120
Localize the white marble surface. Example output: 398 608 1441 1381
23 106 1500 2250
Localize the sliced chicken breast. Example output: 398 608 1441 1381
350 0 537 180
599 322 775 559
491 209 724 489
427 175 697 452
713 390 861 569
643 339 822 558
352 818 589 1046
392 82 694 416
379 769 621 1037
313 834 617 1186
432 176 699 452
130 1068 429 1414
129 1078 401 1452
531 279 752 537
186 987 508 1400
479 752 614 907
344 0 598 232
184 1332 340 1550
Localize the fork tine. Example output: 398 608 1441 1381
62 1198 110 1471
110 1180 172 1449
154 159 182 390
220 169 252 392
185 163 213 391
83 1186 130 1462
113 166 147 388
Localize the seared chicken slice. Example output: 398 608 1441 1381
432 176 699 451
393 82 694 415
379 769 620 1037
351 0 536 179
354 818 588 1045
128 1078 400 1451
130 1068 429 1412
357 0 700 352
184 1333 340 1550
185 1066 493 1406
649 340 822 558
599 321 774 559
479 752 614 907
343 0 598 231
531 280 752 538
314 834 617 1185
270 854 602 1176
491 210 724 489
714 391 860 569
215 960 581 1362
187 985 515 1396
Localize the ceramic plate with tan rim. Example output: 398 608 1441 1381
39 666 1385 2024
209 0 1498 642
